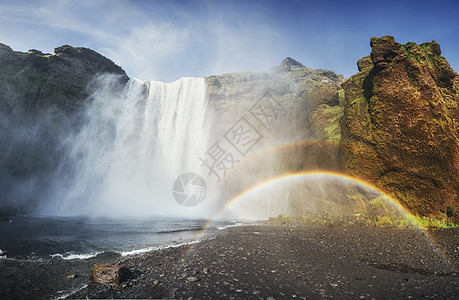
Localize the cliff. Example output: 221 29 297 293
204 57 346 206
0 38 457 223
0 43 127 112
0 43 127 208
206 37 459 224
340 36 459 223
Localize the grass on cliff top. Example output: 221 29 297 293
401 41 443 66
266 213 458 230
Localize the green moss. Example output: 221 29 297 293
419 43 431 52
338 89 345 104
321 105 343 141
324 123 339 139
411 216 458 229
349 96 365 106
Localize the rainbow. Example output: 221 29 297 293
198 170 423 235
181 169 453 272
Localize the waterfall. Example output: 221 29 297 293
46 75 211 217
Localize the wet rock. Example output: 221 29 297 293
91 264 132 287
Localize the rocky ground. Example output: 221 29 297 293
0 224 458 299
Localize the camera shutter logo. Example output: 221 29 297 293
172 173 207 207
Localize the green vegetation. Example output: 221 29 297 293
267 212 459 230
412 216 459 230
266 213 419 229
348 95 366 106
269 190 459 230
338 88 345 104
323 105 343 141
267 211 459 230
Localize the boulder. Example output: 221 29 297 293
91 264 132 287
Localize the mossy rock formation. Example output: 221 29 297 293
340 36 459 223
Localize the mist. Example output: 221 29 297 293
35 74 221 218
0 89 78 213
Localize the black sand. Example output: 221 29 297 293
1 224 458 299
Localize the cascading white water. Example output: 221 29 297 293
47 75 211 217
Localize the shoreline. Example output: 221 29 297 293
1 224 458 299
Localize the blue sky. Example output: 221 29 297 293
0 0 458 82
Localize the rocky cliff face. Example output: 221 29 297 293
207 36 459 224
0 43 127 210
206 57 344 145
205 57 345 202
1 38 457 223
340 36 459 223
0 44 127 112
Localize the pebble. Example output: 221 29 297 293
187 277 200 282
14 224 456 300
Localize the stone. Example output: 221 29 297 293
187 276 200 282
91 264 132 286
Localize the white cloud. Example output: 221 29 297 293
209 19 285 75
0 0 288 81
102 23 191 80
